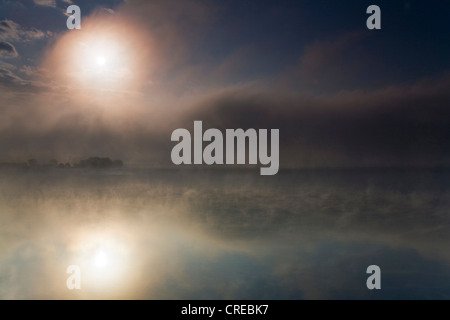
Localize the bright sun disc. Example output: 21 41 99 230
70 226 136 295
94 250 109 269
96 56 106 67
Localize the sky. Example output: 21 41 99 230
0 0 449 168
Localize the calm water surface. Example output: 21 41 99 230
0 168 449 299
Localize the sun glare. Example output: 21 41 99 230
94 249 109 268
96 55 106 67
70 228 134 293
44 15 154 96
65 31 132 89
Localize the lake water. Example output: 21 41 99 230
0 167 449 299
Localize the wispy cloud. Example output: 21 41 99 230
33 0 56 7
0 19 51 42
0 41 18 57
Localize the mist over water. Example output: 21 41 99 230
0 168 449 299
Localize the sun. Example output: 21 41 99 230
93 249 109 268
83 238 123 275
70 229 133 292
96 55 107 67
80 39 122 75
63 31 133 89
43 14 155 95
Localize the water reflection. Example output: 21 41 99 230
0 168 449 299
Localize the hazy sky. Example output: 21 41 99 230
0 0 449 167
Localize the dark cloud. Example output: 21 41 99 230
0 74 448 168
278 31 369 93
176 76 450 168
0 19 13 29
0 41 18 57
